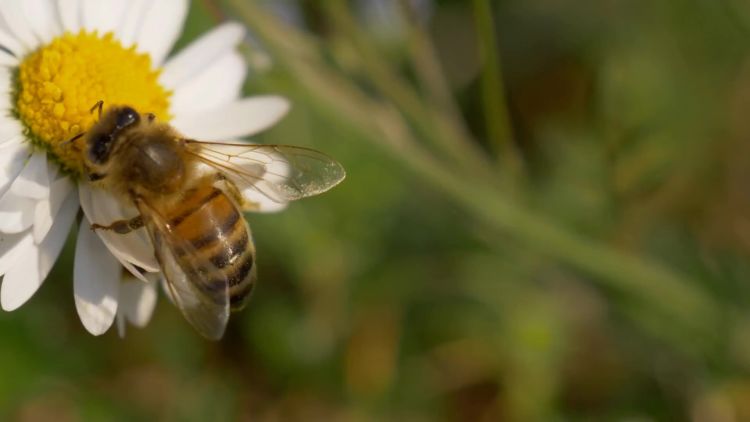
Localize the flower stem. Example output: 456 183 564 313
321 0 499 182
473 0 522 174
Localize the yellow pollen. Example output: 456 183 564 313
15 31 171 175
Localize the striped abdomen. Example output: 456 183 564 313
165 182 256 310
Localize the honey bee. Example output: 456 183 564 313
79 103 345 340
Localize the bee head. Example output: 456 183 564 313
83 105 143 182
87 106 140 164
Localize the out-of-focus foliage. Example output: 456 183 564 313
4 0 750 420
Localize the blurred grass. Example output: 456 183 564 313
4 0 750 420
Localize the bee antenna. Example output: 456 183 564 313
90 100 104 120
61 99 102 150
61 131 85 147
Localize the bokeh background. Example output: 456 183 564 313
5 0 750 420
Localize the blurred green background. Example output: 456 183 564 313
6 0 750 420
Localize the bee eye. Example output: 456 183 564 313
116 107 139 128
89 134 113 164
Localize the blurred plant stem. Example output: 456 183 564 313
472 0 523 176
321 0 502 186
227 0 722 352
721 0 750 36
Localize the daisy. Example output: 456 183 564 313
0 1 290 336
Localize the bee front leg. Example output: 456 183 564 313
91 216 144 235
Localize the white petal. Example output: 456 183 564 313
0 51 17 67
34 176 74 243
114 0 150 47
135 0 188 65
119 276 157 327
170 51 247 115
78 184 159 275
0 144 39 234
0 190 77 311
116 309 125 337
242 188 288 213
161 22 246 89
0 86 12 111
0 65 14 99
0 231 32 275
0 2 39 51
74 222 120 335
22 0 62 44
81 0 127 35
45 156 60 182
57 0 82 33
0 234 40 311
171 96 290 141
0 27 24 64
10 152 49 200
0 121 24 146
33 196 57 243
37 189 78 281
0 139 29 198
0 192 35 234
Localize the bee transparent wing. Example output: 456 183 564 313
134 197 230 340
184 140 346 204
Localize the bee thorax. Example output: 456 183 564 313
127 139 186 193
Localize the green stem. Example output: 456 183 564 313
473 0 522 173
397 1 462 116
322 0 499 180
227 0 721 347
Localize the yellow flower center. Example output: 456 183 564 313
15 31 171 175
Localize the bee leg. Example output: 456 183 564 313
216 175 260 211
91 216 144 235
213 173 244 206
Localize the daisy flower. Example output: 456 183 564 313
0 1 290 336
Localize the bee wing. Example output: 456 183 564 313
184 140 346 205
134 197 230 340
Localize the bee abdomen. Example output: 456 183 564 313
169 184 256 310
196 248 256 310
228 252 256 310
208 231 249 269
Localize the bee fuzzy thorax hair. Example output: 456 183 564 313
83 107 193 199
